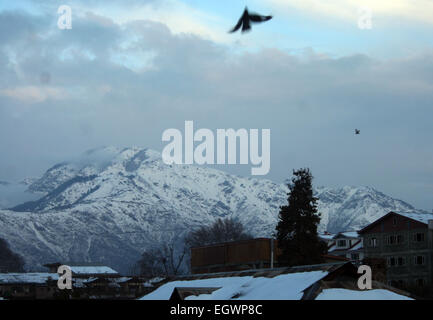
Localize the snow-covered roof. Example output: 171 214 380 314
72 278 88 288
0 273 59 284
73 276 133 288
333 231 359 239
318 233 335 241
141 271 329 300
141 271 411 300
69 266 118 275
397 212 433 225
112 277 132 283
360 211 433 233
82 277 98 283
316 288 412 300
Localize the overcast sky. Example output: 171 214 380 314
0 0 432 210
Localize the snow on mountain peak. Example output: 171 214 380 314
0 146 425 273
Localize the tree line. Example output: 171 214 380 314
136 168 327 277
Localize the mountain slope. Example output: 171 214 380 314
0 146 424 273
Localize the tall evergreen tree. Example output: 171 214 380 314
275 168 327 266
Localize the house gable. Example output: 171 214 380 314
359 211 427 234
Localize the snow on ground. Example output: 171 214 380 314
141 271 328 300
316 288 413 300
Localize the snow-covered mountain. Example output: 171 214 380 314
0 146 423 273
314 186 420 232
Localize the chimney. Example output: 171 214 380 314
428 220 433 230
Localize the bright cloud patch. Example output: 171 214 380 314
267 0 433 24
0 86 67 103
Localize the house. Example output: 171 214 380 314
191 237 358 274
190 238 279 274
359 211 433 291
75 276 154 299
141 262 413 300
328 231 364 263
0 273 59 299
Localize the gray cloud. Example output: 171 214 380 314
0 8 432 210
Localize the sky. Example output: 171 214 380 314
0 0 432 210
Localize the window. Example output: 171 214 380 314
387 235 394 244
393 217 397 226
414 255 425 265
397 235 404 244
414 233 425 242
387 235 403 245
388 256 405 267
416 279 425 287
387 235 395 244
397 257 405 266
369 238 377 247
337 240 347 247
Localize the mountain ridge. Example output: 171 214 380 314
0 146 425 273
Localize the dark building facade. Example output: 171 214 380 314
191 238 351 274
191 238 279 274
359 211 433 290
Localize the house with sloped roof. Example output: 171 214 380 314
328 231 364 263
359 211 433 292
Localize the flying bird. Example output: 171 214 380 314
355 129 360 135
229 7 272 33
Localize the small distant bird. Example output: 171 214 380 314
229 7 272 33
355 129 360 135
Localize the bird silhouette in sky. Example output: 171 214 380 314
355 129 360 135
229 7 272 33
